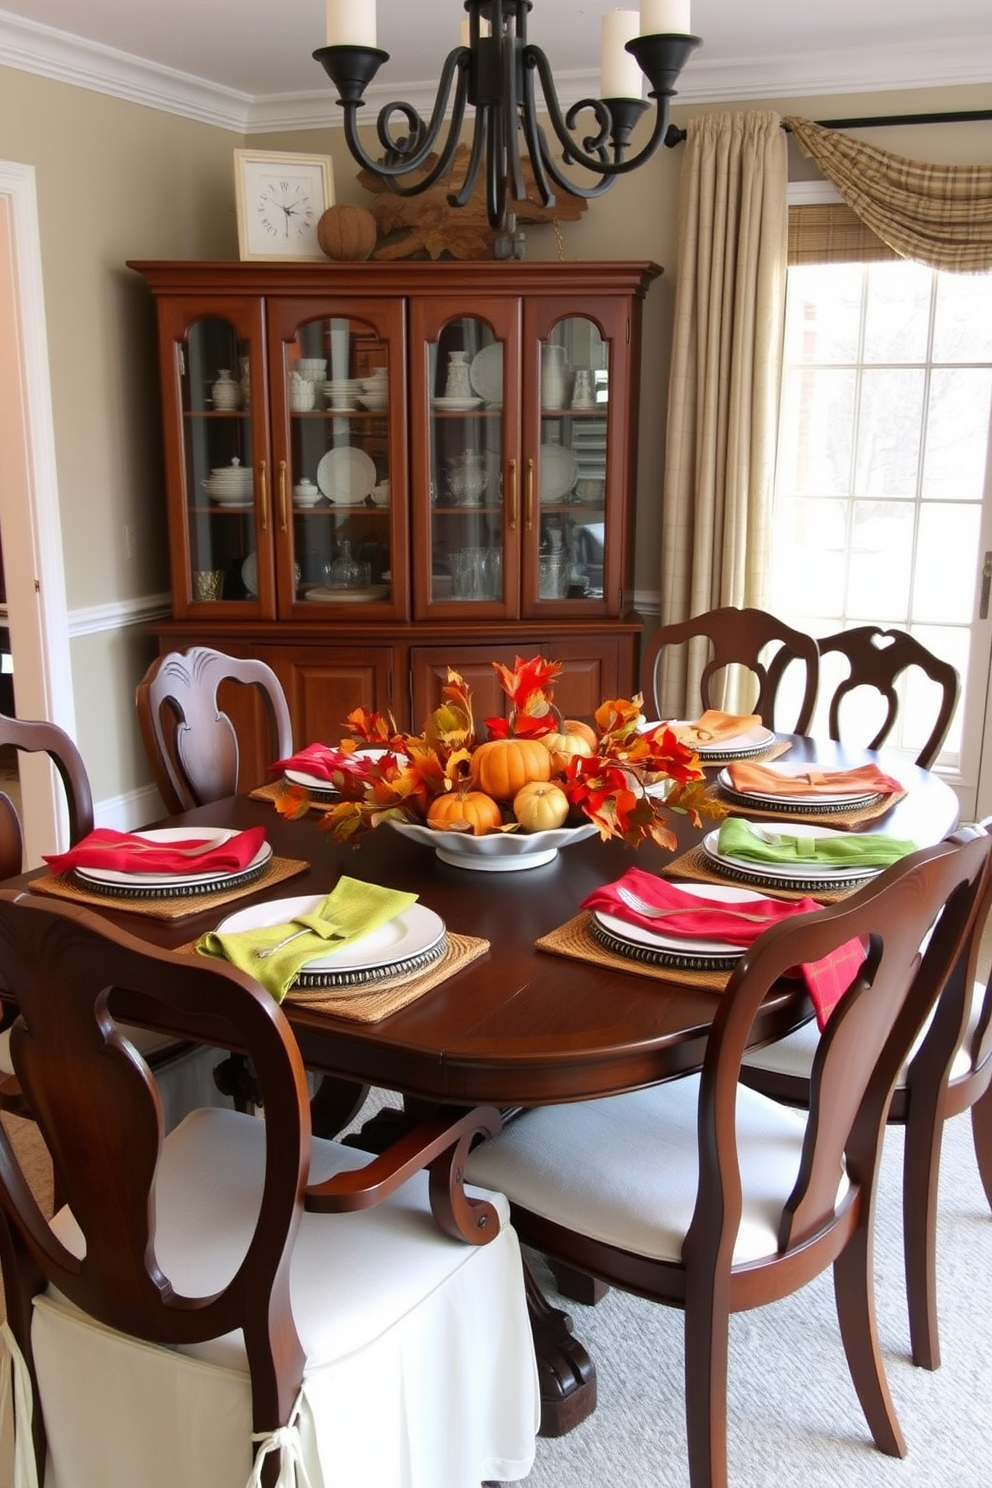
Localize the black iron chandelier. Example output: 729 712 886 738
315 1 700 252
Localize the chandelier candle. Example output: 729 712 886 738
601 10 643 100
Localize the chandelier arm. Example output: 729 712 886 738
518 55 557 209
339 50 472 195
525 46 671 179
447 104 488 209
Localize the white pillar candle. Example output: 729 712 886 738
640 0 691 35
601 11 643 99
325 0 377 48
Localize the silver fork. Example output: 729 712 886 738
616 885 769 923
254 926 314 959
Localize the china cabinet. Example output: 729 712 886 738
130 260 659 766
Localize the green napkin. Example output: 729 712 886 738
196 876 418 1002
717 817 917 869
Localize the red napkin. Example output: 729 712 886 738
270 743 376 783
727 761 903 798
582 867 864 1029
43 826 267 877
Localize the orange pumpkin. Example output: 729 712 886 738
513 781 570 832
563 718 598 751
426 790 502 836
470 737 552 802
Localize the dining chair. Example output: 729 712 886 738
466 831 992 1488
814 625 959 769
135 644 293 814
0 714 227 1135
640 606 819 734
741 819 992 1371
0 892 539 1488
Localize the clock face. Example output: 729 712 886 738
257 177 316 242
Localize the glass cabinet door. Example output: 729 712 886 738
175 311 263 613
269 300 407 618
532 315 610 610
424 316 506 611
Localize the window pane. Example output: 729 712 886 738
933 273 992 362
779 368 855 494
863 261 933 363
770 498 848 615
847 500 913 616
855 370 924 496
922 368 992 500
784 263 863 363
912 503 980 623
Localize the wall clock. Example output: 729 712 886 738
233 150 335 262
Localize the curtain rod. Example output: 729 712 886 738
664 108 992 146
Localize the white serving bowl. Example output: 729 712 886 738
389 818 598 871
359 394 388 411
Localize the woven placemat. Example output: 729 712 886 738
709 785 906 831
175 929 489 1023
27 855 311 922
661 845 866 904
536 912 731 995
249 781 332 815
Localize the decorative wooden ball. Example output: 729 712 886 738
317 204 378 261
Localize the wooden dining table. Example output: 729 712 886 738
3 734 962 1436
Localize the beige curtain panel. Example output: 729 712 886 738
658 111 788 714
784 115 992 272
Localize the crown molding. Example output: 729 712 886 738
0 10 989 135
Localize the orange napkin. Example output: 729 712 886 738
582 868 864 1028
727 761 903 798
271 743 377 784
672 710 762 746
43 826 267 877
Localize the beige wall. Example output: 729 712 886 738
0 63 989 808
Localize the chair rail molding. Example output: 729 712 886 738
68 593 172 639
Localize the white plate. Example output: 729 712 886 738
594 882 764 958
284 749 388 793
391 818 597 871
431 396 482 411
209 493 253 508
469 343 504 405
303 584 389 603
539 445 578 504
717 764 880 808
316 446 377 505
664 720 776 755
701 823 877 883
74 827 272 889
241 550 257 596
216 894 445 977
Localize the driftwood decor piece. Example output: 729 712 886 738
357 144 586 261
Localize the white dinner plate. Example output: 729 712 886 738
303 584 389 603
701 823 878 883
74 827 272 889
431 397 482 411
717 764 881 809
594 880 767 964
469 343 504 405
284 749 388 794
664 720 776 756
216 894 446 981
539 445 578 504
316 446 377 505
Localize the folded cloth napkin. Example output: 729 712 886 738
726 760 903 798
43 826 268 877
717 817 917 868
270 743 374 783
671 710 762 746
582 867 864 1028
195 875 418 1002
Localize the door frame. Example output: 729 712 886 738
0 160 76 861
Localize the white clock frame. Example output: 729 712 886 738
234 150 335 262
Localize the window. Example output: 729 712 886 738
769 253 992 766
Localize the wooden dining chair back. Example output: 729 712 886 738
136 645 293 813
0 713 94 878
741 819 992 1370
640 606 819 733
815 626 959 769
466 832 992 1488
0 892 538 1488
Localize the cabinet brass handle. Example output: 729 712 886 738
259 461 268 532
278 460 288 533
508 458 518 532
525 458 535 532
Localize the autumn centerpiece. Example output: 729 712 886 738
276 657 721 863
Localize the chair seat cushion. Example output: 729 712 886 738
21 1108 538 1488
466 1075 847 1266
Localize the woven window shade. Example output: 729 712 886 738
788 203 897 265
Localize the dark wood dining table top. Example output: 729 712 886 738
13 737 961 1110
